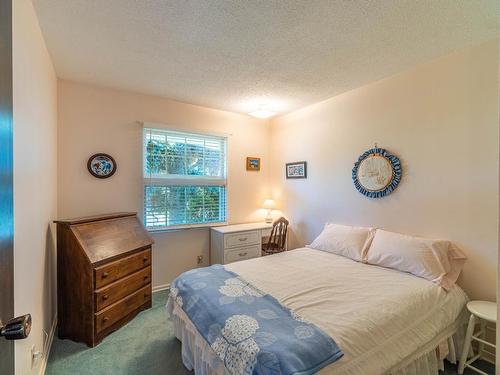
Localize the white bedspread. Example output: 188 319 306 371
222 248 468 374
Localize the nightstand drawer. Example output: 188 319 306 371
224 231 260 248
224 245 260 263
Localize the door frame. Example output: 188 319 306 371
0 0 14 373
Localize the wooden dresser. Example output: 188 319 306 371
55 212 154 347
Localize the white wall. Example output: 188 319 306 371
270 41 499 301
12 0 58 374
57 81 271 288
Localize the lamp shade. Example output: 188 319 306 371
263 199 276 209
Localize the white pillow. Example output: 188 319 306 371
365 229 467 290
307 223 375 262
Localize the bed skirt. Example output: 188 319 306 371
168 299 468 375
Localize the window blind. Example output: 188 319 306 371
143 127 227 230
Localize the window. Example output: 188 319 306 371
143 127 227 230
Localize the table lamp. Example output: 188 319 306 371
263 199 276 223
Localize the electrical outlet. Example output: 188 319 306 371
31 344 42 368
197 255 203 264
31 329 48 368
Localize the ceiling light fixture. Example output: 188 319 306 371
248 108 277 119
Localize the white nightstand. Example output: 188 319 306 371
458 300 496 374
210 222 273 264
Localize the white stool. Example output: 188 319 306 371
458 301 496 375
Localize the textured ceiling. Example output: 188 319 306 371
33 0 499 116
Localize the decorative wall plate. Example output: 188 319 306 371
87 153 117 179
352 147 401 198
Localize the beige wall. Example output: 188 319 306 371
58 42 499 301
57 81 270 288
12 0 58 374
270 41 499 301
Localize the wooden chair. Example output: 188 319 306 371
262 217 289 255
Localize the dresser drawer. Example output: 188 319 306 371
224 231 260 248
95 285 151 334
224 245 261 263
94 248 151 289
94 266 151 311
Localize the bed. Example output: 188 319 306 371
167 247 468 375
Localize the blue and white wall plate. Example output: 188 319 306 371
352 147 402 198
87 153 117 179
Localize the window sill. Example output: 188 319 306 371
147 222 227 234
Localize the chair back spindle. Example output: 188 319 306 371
263 217 289 254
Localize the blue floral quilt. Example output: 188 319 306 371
168 264 343 375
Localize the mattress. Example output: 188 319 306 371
170 248 468 374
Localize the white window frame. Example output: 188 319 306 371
142 125 228 231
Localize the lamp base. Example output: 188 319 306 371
265 208 273 224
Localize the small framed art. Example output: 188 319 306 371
246 157 261 171
286 161 307 179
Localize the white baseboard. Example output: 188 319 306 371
39 314 57 375
152 283 170 293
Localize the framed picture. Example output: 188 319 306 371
87 153 117 178
286 161 307 179
246 157 261 171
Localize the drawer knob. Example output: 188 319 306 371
144 293 149 298
143 256 148 262
239 237 248 242
144 275 149 280
239 252 248 257
102 316 109 323
102 272 109 278
102 295 109 301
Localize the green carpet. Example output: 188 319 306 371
46 290 494 374
46 290 191 375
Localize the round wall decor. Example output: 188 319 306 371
87 153 117 179
352 147 402 198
